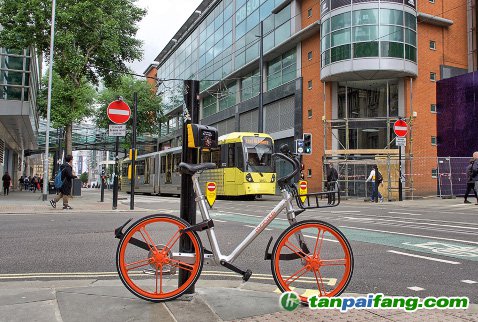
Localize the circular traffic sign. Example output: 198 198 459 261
207 183 216 191
393 119 408 137
300 182 307 190
107 100 131 124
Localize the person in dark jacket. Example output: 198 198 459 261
464 158 478 204
2 172 11 195
326 164 339 191
50 155 77 209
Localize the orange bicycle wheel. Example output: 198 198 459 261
116 214 203 302
271 220 353 304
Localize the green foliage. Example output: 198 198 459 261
96 75 164 143
37 72 96 128
0 0 146 86
79 172 88 184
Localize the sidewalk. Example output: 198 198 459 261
0 278 476 322
0 189 140 214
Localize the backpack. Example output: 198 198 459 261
54 169 64 189
376 170 383 184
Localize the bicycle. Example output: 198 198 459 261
114 145 353 304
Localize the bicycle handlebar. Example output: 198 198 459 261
273 151 300 188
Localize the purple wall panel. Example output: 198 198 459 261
437 72 478 158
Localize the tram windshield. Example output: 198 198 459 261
243 136 274 172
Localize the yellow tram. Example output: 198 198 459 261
121 132 276 198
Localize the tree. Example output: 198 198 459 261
79 172 88 184
95 75 164 145
37 71 96 130
0 0 146 154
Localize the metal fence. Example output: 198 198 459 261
323 156 471 200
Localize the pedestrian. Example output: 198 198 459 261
31 176 38 193
464 158 478 204
50 155 77 210
326 163 339 191
2 171 11 196
366 165 383 203
470 151 478 204
19 176 24 191
23 176 29 191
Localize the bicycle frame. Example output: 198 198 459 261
173 172 300 266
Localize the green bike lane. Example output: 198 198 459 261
209 211 478 263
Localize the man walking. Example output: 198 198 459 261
326 163 339 191
470 152 478 205
464 158 478 204
2 171 11 196
366 165 383 203
50 155 77 209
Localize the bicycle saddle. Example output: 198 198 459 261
179 162 216 175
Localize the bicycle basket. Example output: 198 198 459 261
291 184 340 209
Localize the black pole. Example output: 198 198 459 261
178 80 200 294
258 20 264 133
399 146 403 201
100 169 105 202
130 92 138 210
374 165 379 203
113 136 119 209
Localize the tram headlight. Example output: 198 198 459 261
246 173 254 182
271 174 275 183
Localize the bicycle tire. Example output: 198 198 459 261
116 214 203 302
271 220 353 303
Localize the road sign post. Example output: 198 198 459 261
179 80 200 294
394 119 408 202
107 99 130 210
130 93 138 210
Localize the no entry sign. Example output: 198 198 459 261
298 180 307 203
393 119 408 137
206 182 217 208
107 100 131 124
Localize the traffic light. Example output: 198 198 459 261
303 133 312 154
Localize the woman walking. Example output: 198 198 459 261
2 172 11 196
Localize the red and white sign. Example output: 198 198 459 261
393 119 408 137
107 100 131 124
298 180 307 203
206 182 217 208
207 182 216 191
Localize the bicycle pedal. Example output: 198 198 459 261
242 269 252 282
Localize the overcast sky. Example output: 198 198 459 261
127 0 203 75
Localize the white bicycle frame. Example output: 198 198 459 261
173 172 302 266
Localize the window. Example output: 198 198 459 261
431 104 437 113
430 72 436 82
429 40 436 50
308 51 313 60
432 168 438 178
307 169 312 177
308 109 312 119
429 0 435 3
308 8 312 18
308 80 312 89
431 136 437 145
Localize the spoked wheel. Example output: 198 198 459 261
116 214 203 302
271 220 353 304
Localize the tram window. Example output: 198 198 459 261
173 154 181 172
144 159 150 184
136 160 145 175
160 156 166 173
220 145 228 167
211 149 221 166
235 143 244 169
228 144 235 167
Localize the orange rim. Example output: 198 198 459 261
274 222 352 303
118 217 201 300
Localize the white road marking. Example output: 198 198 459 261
388 211 422 216
340 225 478 245
213 219 227 223
304 234 339 243
461 280 477 284
345 216 478 231
244 224 271 231
331 210 361 213
407 286 425 292
387 250 461 264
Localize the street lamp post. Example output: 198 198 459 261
258 20 264 133
42 0 57 201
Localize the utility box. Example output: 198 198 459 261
72 179 82 197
